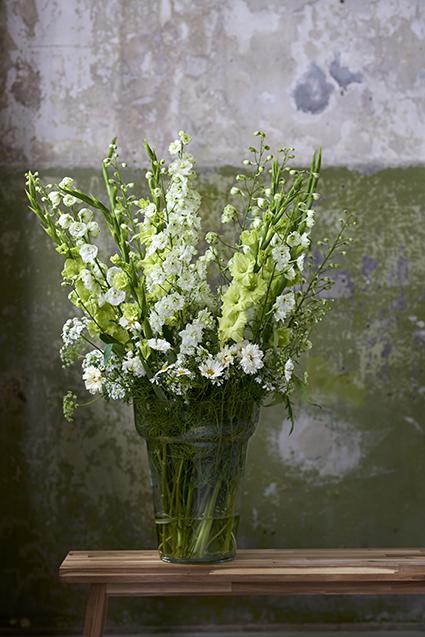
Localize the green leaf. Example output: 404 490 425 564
60 187 111 217
99 332 120 345
103 343 113 365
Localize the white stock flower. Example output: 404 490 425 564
144 203 157 218
87 221 100 237
300 232 310 248
48 191 61 207
69 221 87 238
147 338 171 353
271 244 291 272
284 358 294 382
104 288 126 306
59 177 74 189
83 366 103 394
287 231 301 247
306 210 315 228
286 266 296 280
239 343 264 375
58 213 73 229
106 266 122 286
169 140 181 155
63 194 78 207
297 254 305 271
79 243 98 263
199 358 225 381
122 353 146 377
80 268 96 291
221 205 237 224
78 208 93 223
119 315 141 333
273 292 296 322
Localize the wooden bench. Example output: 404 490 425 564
59 548 425 637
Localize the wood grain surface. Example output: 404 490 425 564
59 549 425 596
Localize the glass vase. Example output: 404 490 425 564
134 398 259 563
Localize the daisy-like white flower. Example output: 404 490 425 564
83 365 103 394
199 358 225 381
239 343 264 375
217 345 236 368
79 243 98 263
147 338 171 353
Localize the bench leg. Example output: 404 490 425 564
83 584 108 637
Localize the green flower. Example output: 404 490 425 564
121 302 140 322
218 309 247 344
229 252 255 287
62 257 83 281
63 391 78 422
111 271 129 290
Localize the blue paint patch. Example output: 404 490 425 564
293 64 334 114
329 56 363 90
362 255 378 278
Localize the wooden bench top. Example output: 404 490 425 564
59 548 425 596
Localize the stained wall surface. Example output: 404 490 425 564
1 0 425 632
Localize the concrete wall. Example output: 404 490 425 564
1 0 425 632
2 0 425 167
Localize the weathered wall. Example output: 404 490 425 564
1 0 425 632
1 0 425 167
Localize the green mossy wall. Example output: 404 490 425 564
1 166 424 630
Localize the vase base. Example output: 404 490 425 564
159 552 236 564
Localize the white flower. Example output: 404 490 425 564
48 191 61 207
169 140 181 155
146 232 168 257
199 358 225 381
106 266 122 286
221 204 237 224
179 320 204 356
69 221 87 238
300 232 310 248
79 243 98 263
104 288 126 306
297 254 305 271
83 365 103 394
271 244 291 272
217 345 236 368
178 130 192 144
78 208 93 223
62 317 89 346
80 268 96 291
306 210 315 228
273 292 296 322
147 338 171 353
59 177 75 189
239 343 264 375
119 315 141 333
144 203 157 218
58 213 73 229
122 353 146 377
104 381 126 400
284 358 294 382
87 221 100 237
63 194 78 207
286 266 296 280
287 231 301 247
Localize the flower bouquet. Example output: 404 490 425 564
26 130 350 563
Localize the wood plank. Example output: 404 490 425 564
59 549 425 595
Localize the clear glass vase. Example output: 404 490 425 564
134 398 259 563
